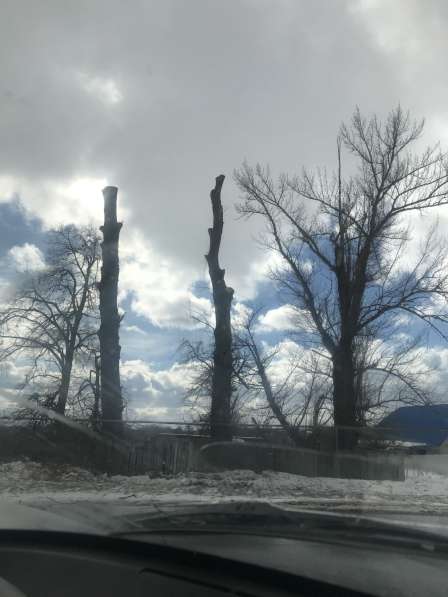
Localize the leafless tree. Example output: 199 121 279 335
233 310 332 445
205 175 234 440
352 335 433 424
181 308 332 445
69 345 101 426
0 225 100 417
180 334 252 434
236 107 448 448
183 312 435 447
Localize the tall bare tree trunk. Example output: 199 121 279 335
205 175 234 441
99 186 123 435
56 355 74 415
332 344 358 450
91 353 101 430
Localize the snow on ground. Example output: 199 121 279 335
1 461 448 514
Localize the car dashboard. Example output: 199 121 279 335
0 529 446 597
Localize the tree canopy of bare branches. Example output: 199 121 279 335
233 310 332 444
181 307 332 444
0 225 100 417
235 106 448 448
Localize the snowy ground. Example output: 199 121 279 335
1 461 448 515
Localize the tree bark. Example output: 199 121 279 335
98 186 123 435
55 359 73 415
91 353 101 430
332 345 358 450
205 175 234 441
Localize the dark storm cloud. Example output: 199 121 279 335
0 0 407 284
4 0 448 416
2 0 448 329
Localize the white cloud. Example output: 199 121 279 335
123 324 147 335
231 301 252 330
257 304 298 332
120 232 212 329
121 358 193 388
423 347 448 371
0 360 29 390
77 72 123 105
392 313 412 328
233 249 313 303
235 251 285 301
258 338 307 388
7 243 45 272
121 359 196 420
0 360 33 411
401 345 448 403
2 0 448 392
132 406 171 419
349 0 448 125
0 278 14 308
0 175 122 229
349 0 425 59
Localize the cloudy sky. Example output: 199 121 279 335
2 0 448 419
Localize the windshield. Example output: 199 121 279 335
1 0 448 539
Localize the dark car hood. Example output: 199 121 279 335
3 500 448 597
3 499 448 543
0 501 97 534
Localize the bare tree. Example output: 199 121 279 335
183 309 434 448
352 335 433 424
70 345 101 425
98 186 123 435
233 311 332 445
205 175 234 441
182 306 332 445
236 107 448 448
180 334 252 433
0 226 100 416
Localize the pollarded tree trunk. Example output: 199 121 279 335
98 186 123 435
205 175 234 441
